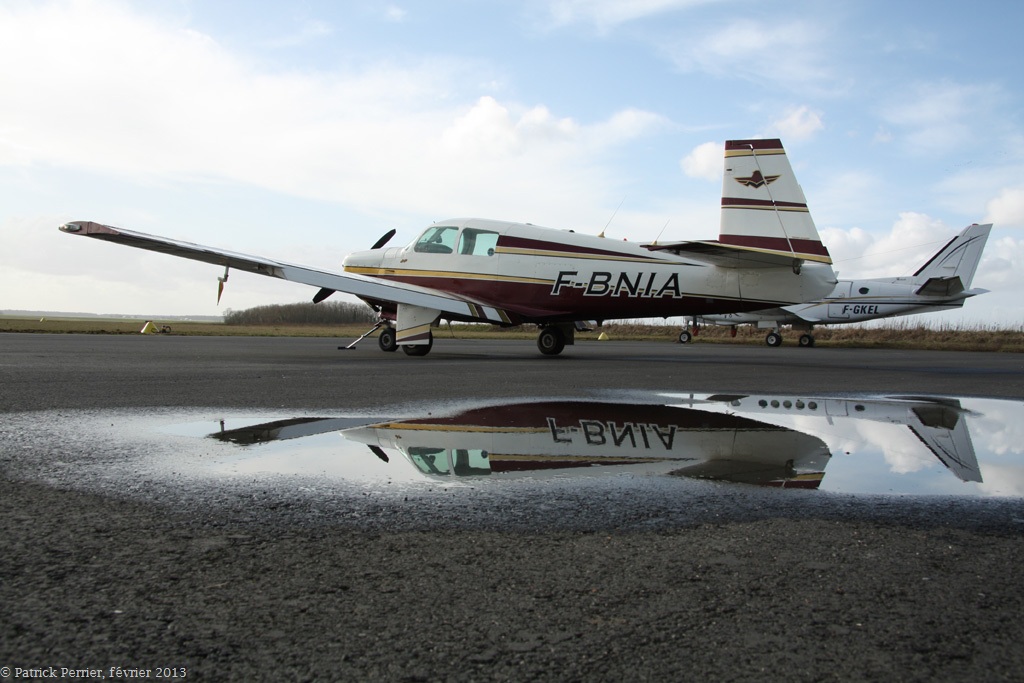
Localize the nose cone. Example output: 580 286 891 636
343 249 385 273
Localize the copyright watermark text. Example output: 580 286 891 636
1 667 186 680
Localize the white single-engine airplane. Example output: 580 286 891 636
684 222 991 347
60 138 836 356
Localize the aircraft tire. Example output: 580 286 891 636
402 334 433 357
678 330 692 344
798 334 815 348
765 332 783 347
537 327 566 356
378 327 398 352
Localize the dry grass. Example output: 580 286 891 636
3 316 1022 352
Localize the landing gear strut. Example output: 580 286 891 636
340 319 390 351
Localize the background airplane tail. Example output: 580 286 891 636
721 139 831 264
912 223 992 290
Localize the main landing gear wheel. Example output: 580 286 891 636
798 334 815 348
678 330 692 344
402 333 433 357
378 327 398 352
765 332 783 347
537 327 566 356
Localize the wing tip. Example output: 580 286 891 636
59 220 117 236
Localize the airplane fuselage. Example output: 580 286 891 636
343 218 836 324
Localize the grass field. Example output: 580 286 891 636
3 316 1022 352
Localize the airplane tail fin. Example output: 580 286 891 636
912 223 992 291
721 139 831 264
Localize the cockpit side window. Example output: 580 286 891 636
458 228 500 256
413 226 459 254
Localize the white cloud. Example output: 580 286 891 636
680 141 720 181
768 106 824 142
985 186 1024 228
822 212 960 279
667 19 833 91
385 6 408 22
262 19 332 48
542 0 718 31
879 80 1003 155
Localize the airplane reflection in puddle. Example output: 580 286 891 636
202 395 1024 494
341 402 831 488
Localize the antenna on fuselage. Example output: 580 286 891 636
651 220 670 246
598 197 626 238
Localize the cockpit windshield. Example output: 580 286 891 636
412 225 499 256
413 226 459 254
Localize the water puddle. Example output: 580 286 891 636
140 394 1023 497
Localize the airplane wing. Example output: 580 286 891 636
58 221 512 325
644 240 831 268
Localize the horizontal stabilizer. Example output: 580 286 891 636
914 276 965 297
644 239 825 268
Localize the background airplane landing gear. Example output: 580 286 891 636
798 333 815 347
765 331 783 347
678 330 692 344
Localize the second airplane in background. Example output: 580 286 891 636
686 222 992 347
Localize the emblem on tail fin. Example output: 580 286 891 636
734 170 780 189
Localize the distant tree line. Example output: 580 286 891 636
223 301 377 326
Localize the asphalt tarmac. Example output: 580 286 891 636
2 333 1023 681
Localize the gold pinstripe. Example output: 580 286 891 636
724 148 786 158
397 323 432 341
344 265 553 285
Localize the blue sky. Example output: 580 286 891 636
2 0 1022 325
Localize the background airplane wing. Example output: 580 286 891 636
59 221 511 323
777 304 823 322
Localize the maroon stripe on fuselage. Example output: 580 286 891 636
370 273 793 322
399 402 786 430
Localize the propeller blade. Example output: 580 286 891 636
368 445 389 463
312 287 334 304
371 228 396 250
313 229 393 304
